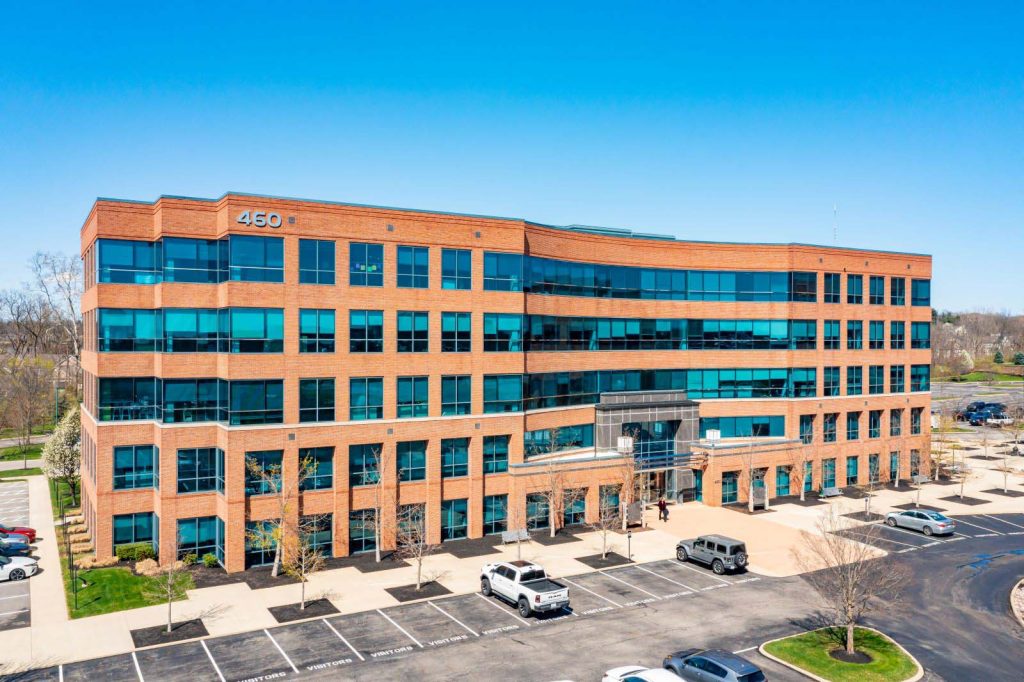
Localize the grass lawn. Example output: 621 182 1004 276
48 478 79 519
0 425 52 440
764 627 917 682
0 444 43 461
934 427 971 433
950 371 1022 382
63 564 194 618
0 467 43 479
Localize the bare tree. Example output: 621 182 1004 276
589 489 621 559
913 457 932 508
795 506 909 655
395 503 436 590
1 358 52 455
505 499 529 560
789 447 813 502
994 449 1019 495
245 453 315 577
142 536 192 634
616 448 639 531
30 252 82 363
740 442 768 512
283 515 327 610
362 444 396 563
532 457 586 538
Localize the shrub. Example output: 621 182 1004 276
182 552 197 566
202 553 219 568
70 541 93 554
135 558 160 576
115 542 156 562
1015 352 1024 366
67 531 91 542
994 350 1004 364
75 555 119 569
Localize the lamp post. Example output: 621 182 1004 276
627 530 632 562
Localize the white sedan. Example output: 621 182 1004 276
0 555 38 581
602 666 680 682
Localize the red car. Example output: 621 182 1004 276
0 525 35 543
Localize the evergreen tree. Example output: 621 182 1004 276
994 350 1004 364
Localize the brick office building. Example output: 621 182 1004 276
79 193 932 571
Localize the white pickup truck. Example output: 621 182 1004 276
480 560 570 617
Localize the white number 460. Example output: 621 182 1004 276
237 211 282 228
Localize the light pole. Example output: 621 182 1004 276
627 530 632 562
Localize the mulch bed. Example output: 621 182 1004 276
894 502 945 511
131 618 208 648
981 488 1024 498
531 530 584 546
829 649 873 664
442 535 505 559
614 525 655 534
968 455 1002 461
722 504 775 515
931 479 958 486
841 487 874 499
574 552 632 569
841 511 886 523
775 496 826 507
331 552 406 574
269 598 339 623
939 495 990 506
386 581 452 603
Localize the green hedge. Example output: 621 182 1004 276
115 542 155 561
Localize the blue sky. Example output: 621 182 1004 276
1 2 1020 311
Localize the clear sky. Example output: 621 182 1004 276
1 2 1020 311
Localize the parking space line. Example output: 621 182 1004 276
322 618 364 661
562 577 622 607
983 514 1024 530
954 518 1003 535
883 524 953 543
0 608 29 617
0 593 29 601
263 628 299 673
475 593 532 626
674 560 731 585
428 600 479 637
600 570 661 599
58 664 63 682
844 528 919 549
377 608 424 648
200 639 226 682
732 646 758 654
633 564 697 593
131 652 145 682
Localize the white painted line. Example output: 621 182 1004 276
0 608 29 617
953 518 1003 535
475 592 532 626
322 618 364 661
131 651 145 682
429 600 479 636
200 640 226 682
600 570 661 599
377 608 423 648
0 593 29 601
634 564 697 593
58 664 63 682
843 528 919 549
674 560 731 585
882 524 951 543
562 577 622 607
263 628 299 673
732 646 758 654
983 514 1024 530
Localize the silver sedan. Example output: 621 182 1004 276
885 510 956 536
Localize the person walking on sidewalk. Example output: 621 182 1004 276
657 497 668 522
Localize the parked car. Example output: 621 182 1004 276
0 555 37 581
0 544 31 558
0 524 35 543
676 535 748 574
480 560 570 617
0 533 30 552
885 510 956 536
601 666 680 682
663 648 766 682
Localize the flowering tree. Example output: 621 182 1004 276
42 404 81 505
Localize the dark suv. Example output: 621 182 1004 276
675 534 748 574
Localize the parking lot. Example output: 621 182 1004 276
835 512 1024 555
0 481 32 630
4 558 762 681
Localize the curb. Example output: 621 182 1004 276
1011 578 1024 629
759 626 924 682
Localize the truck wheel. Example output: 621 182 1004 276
712 560 725 575
676 547 689 562
518 598 531 618
480 578 492 597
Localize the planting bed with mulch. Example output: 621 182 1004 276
575 552 632 569
131 619 208 648
841 511 886 523
269 598 339 623
386 581 452 602
981 488 1024 497
938 495 989 506
893 502 945 511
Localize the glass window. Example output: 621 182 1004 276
823 413 838 442
441 499 468 540
112 445 158 490
869 454 880 483
397 441 427 482
847 412 860 441
397 245 429 288
396 376 428 418
847 366 863 396
299 239 335 285
699 416 784 438
348 510 376 553
441 438 469 478
891 277 906 305
163 308 223 353
483 495 507 535
229 380 283 425
869 410 882 438
484 314 523 352
869 321 885 349
441 375 472 416
98 309 162 352
98 239 161 284
804 461 814 493
397 311 429 352
299 378 335 422
349 444 381 486
349 310 384 353
846 321 863 350
483 435 509 474
890 409 903 437
847 274 863 304
163 237 224 283
302 514 333 557
441 312 471 352
177 516 224 561
824 320 840 350
911 322 930 349
228 308 284 353
824 367 840 397
245 519 276 567
176 447 224 494
911 279 930 306
441 249 471 290
869 276 885 305
112 512 155 550
563 490 586 526
299 309 335 353
350 377 384 420
799 415 814 444
300 447 334 491
890 365 905 393
911 407 923 435
162 378 222 423
228 236 283 282
526 493 549 530
98 377 161 421
483 252 524 291
776 465 791 496
484 375 523 413
524 423 595 456
721 472 739 504
245 450 282 496
890 321 905 349
910 365 930 392
869 365 885 394
846 456 859 485
824 273 841 304
349 242 383 287
822 458 837 488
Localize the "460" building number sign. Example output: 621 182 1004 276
236 211 282 228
